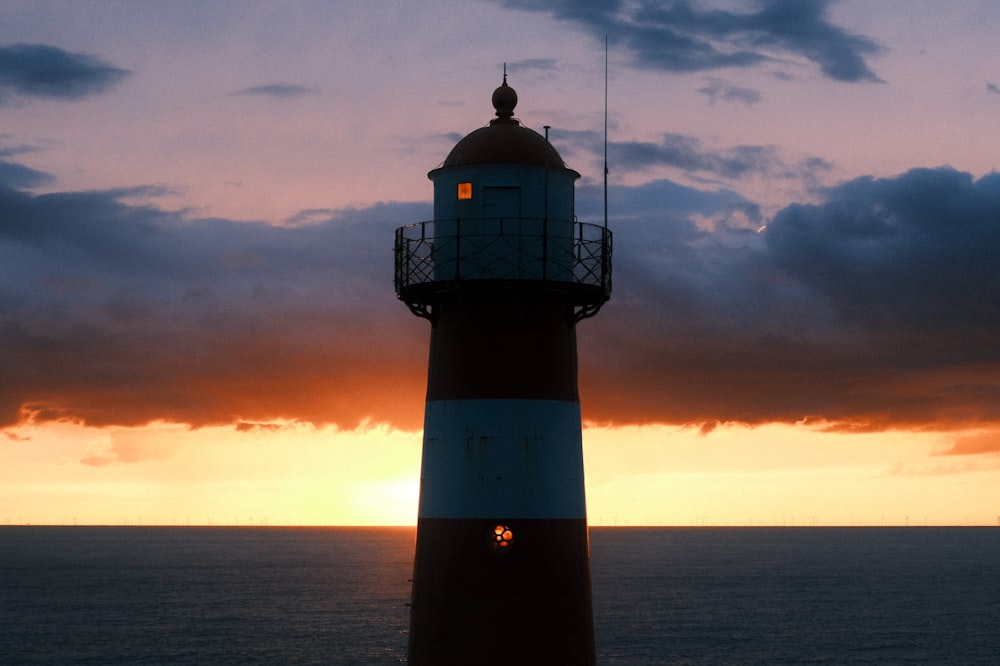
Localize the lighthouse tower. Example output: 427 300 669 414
394 74 611 665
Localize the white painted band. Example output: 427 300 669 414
418 398 588 519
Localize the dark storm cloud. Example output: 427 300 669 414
0 174 430 430
0 43 130 104
577 167 1000 430
0 160 53 188
497 0 883 82
2 164 998 433
232 83 316 98
766 169 1000 336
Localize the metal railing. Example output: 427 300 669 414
394 218 611 312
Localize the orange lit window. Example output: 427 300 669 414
457 182 472 200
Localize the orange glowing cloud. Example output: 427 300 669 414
936 432 1000 457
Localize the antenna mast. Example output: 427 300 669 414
603 35 609 231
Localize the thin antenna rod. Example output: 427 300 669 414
603 35 609 231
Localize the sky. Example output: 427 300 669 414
2 0 999 526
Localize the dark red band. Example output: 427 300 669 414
408 517 595 666
425 293 580 403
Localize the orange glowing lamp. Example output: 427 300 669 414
493 524 513 548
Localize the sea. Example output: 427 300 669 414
2 526 998 665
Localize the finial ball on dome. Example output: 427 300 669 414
492 74 517 120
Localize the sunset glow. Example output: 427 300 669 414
2 1 999 526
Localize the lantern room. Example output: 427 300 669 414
394 74 611 320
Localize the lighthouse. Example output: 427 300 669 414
394 73 611 665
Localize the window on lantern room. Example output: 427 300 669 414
457 182 472 200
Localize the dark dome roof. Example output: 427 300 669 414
439 76 566 169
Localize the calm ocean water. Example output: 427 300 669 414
2 526 998 664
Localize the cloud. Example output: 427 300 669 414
80 437 117 467
562 128 831 184
614 133 784 179
497 0 883 82
765 169 1000 336
0 135 45 158
232 83 316 98
698 77 762 105
557 130 833 190
936 433 1000 456
2 164 999 433
0 173 430 430
577 177 752 224
0 43 130 104
79 431 183 466
506 59 559 74
987 82 1000 96
577 166 1000 430
235 421 285 433
0 160 54 188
